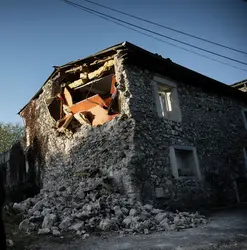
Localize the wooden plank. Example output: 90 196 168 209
69 78 87 89
70 95 106 114
74 113 91 125
57 113 73 133
88 60 114 80
64 87 73 106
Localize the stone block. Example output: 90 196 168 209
155 187 165 198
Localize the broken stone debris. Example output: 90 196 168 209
13 203 27 213
38 228 51 235
19 219 36 232
14 168 207 237
6 239 14 247
42 214 57 229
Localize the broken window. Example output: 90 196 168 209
170 146 201 179
153 76 181 122
46 59 119 133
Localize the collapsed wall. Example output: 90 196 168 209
20 51 140 200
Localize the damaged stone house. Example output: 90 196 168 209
19 42 247 209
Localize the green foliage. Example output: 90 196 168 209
0 122 24 153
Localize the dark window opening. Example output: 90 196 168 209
175 149 197 177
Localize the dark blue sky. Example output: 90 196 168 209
1 0 247 123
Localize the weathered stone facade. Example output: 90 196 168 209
123 64 247 209
19 43 247 209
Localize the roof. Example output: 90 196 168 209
18 42 126 114
231 79 247 88
19 41 247 114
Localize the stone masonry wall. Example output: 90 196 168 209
20 52 247 210
20 55 140 200
123 63 247 209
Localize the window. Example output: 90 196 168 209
170 146 202 179
153 76 181 122
158 86 172 115
242 109 247 131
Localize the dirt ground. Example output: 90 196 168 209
4 206 247 250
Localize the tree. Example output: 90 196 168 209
0 122 24 153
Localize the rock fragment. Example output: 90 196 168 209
15 170 207 238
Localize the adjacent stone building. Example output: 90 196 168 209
0 142 36 201
19 42 247 209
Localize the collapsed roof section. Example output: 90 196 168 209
19 41 247 124
19 42 127 111
46 57 119 133
19 43 128 135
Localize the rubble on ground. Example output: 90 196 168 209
13 168 207 237
6 239 14 247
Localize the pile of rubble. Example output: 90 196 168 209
13 168 207 238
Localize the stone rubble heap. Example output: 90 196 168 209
13 168 207 237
